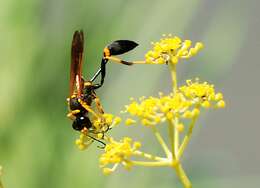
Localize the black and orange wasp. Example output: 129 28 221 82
67 30 138 142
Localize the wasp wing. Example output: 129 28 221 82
69 30 84 97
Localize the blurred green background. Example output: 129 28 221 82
0 0 259 187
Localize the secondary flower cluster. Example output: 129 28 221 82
180 79 225 109
123 79 225 128
100 137 141 175
145 34 203 64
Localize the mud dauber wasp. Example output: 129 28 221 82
67 30 140 147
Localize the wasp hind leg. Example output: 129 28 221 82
94 96 104 114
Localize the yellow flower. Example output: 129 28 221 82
125 118 136 125
99 137 141 174
179 79 225 109
75 134 93 150
145 34 203 64
124 92 192 126
92 113 121 132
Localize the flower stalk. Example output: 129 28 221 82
151 125 171 158
168 63 191 187
175 162 192 188
178 114 199 159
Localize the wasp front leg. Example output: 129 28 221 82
78 99 102 119
67 109 81 120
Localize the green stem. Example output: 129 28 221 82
173 118 179 159
169 62 180 159
132 160 171 167
133 150 166 161
177 115 198 159
151 125 171 158
167 120 175 158
169 63 178 93
175 162 192 188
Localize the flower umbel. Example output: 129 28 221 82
97 35 225 188
180 79 225 109
145 34 203 64
100 137 141 174
125 92 192 126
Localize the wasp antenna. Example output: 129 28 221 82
87 135 106 149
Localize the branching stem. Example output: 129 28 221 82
178 115 199 159
175 162 192 188
133 151 166 161
151 125 171 158
131 160 171 167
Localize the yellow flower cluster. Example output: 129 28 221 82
145 34 203 64
124 80 225 126
179 79 226 109
92 113 121 132
75 133 93 150
75 113 121 150
100 137 141 175
125 93 191 126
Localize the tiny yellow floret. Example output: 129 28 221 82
192 108 200 117
78 144 87 151
113 117 122 126
217 100 226 108
215 93 223 101
125 118 136 125
202 101 211 108
103 168 113 175
177 123 184 133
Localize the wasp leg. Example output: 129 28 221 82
105 56 146 65
78 99 102 119
100 58 107 86
67 109 80 120
94 96 104 114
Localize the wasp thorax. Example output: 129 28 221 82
69 97 84 111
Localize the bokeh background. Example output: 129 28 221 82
0 0 259 187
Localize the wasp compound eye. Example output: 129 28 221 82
107 40 138 56
72 116 92 131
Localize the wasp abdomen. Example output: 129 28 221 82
72 115 92 131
